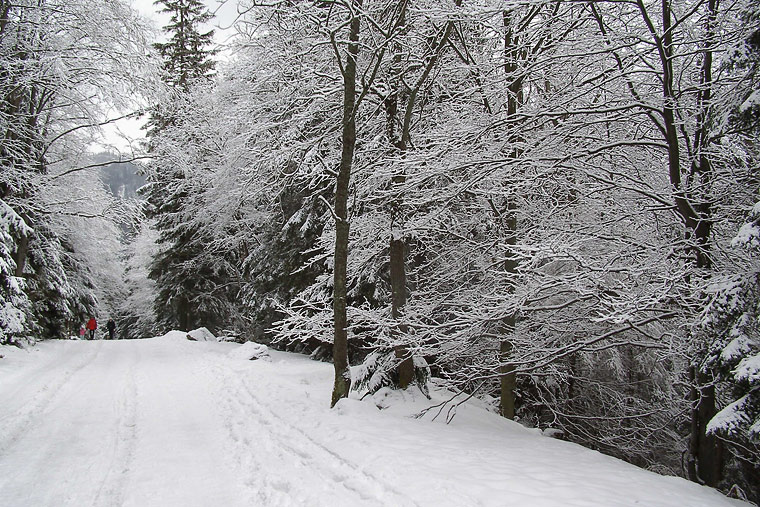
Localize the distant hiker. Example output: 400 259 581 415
106 319 116 340
86 317 97 340
79 326 86 340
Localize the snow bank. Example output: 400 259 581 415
156 330 191 341
227 341 270 361
185 327 216 342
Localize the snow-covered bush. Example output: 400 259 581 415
703 202 760 447
352 350 431 398
0 200 32 346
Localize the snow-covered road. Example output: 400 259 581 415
0 335 247 506
0 334 749 507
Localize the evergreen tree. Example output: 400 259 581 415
153 0 216 93
702 9 760 500
148 0 216 135
143 0 219 332
0 199 32 345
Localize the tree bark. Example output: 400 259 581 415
499 326 517 419
688 366 723 486
390 236 413 388
387 2 414 389
499 8 523 420
13 225 28 278
499 198 518 419
388 1 457 389
687 3 720 479
331 2 361 408
177 295 190 332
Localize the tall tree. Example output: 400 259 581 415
143 0 218 332
152 0 216 93
702 5 760 500
330 0 362 407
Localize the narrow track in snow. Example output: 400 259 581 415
214 361 420 507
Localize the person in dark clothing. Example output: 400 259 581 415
106 319 116 340
86 317 97 340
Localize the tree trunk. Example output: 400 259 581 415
651 0 721 483
499 200 518 419
499 327 517 419
387 1 459 390
177 295 190 332
390 236 413 388
331 2 361 408
386 2 414 389
499 8 523 420
13 227 28 277
688 366 723 486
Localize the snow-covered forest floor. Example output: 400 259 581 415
0 333 747 507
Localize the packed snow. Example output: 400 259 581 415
0 332 748 507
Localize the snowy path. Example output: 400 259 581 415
0 336 246 506
0 334 749 507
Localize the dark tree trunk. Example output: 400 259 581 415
177 295 190 332
499 9 523 420
499 330 517 419
13 227 28 277
638 0 722 484
688 366 723 486
387 2 414 389
331 2 361 408
388 1 458 389
390 236 413 388
686 3 720 480
499 199 518 419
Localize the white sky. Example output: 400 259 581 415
97 0 240 153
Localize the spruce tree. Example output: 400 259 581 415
153 0 216 93
702 11 760 500
143 0 220 332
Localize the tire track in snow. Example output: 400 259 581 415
0 340 104 456
91 345 140 507
214 362 420 507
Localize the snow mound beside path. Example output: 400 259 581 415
228 341 270 361
185 327 216 342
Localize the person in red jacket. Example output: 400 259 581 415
86 317 97 340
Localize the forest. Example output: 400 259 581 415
1 0 759 503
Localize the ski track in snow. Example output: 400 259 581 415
0 340 148 506
0 340 105 456
91 348 139 507
0 337 247 507
214 361 419 507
